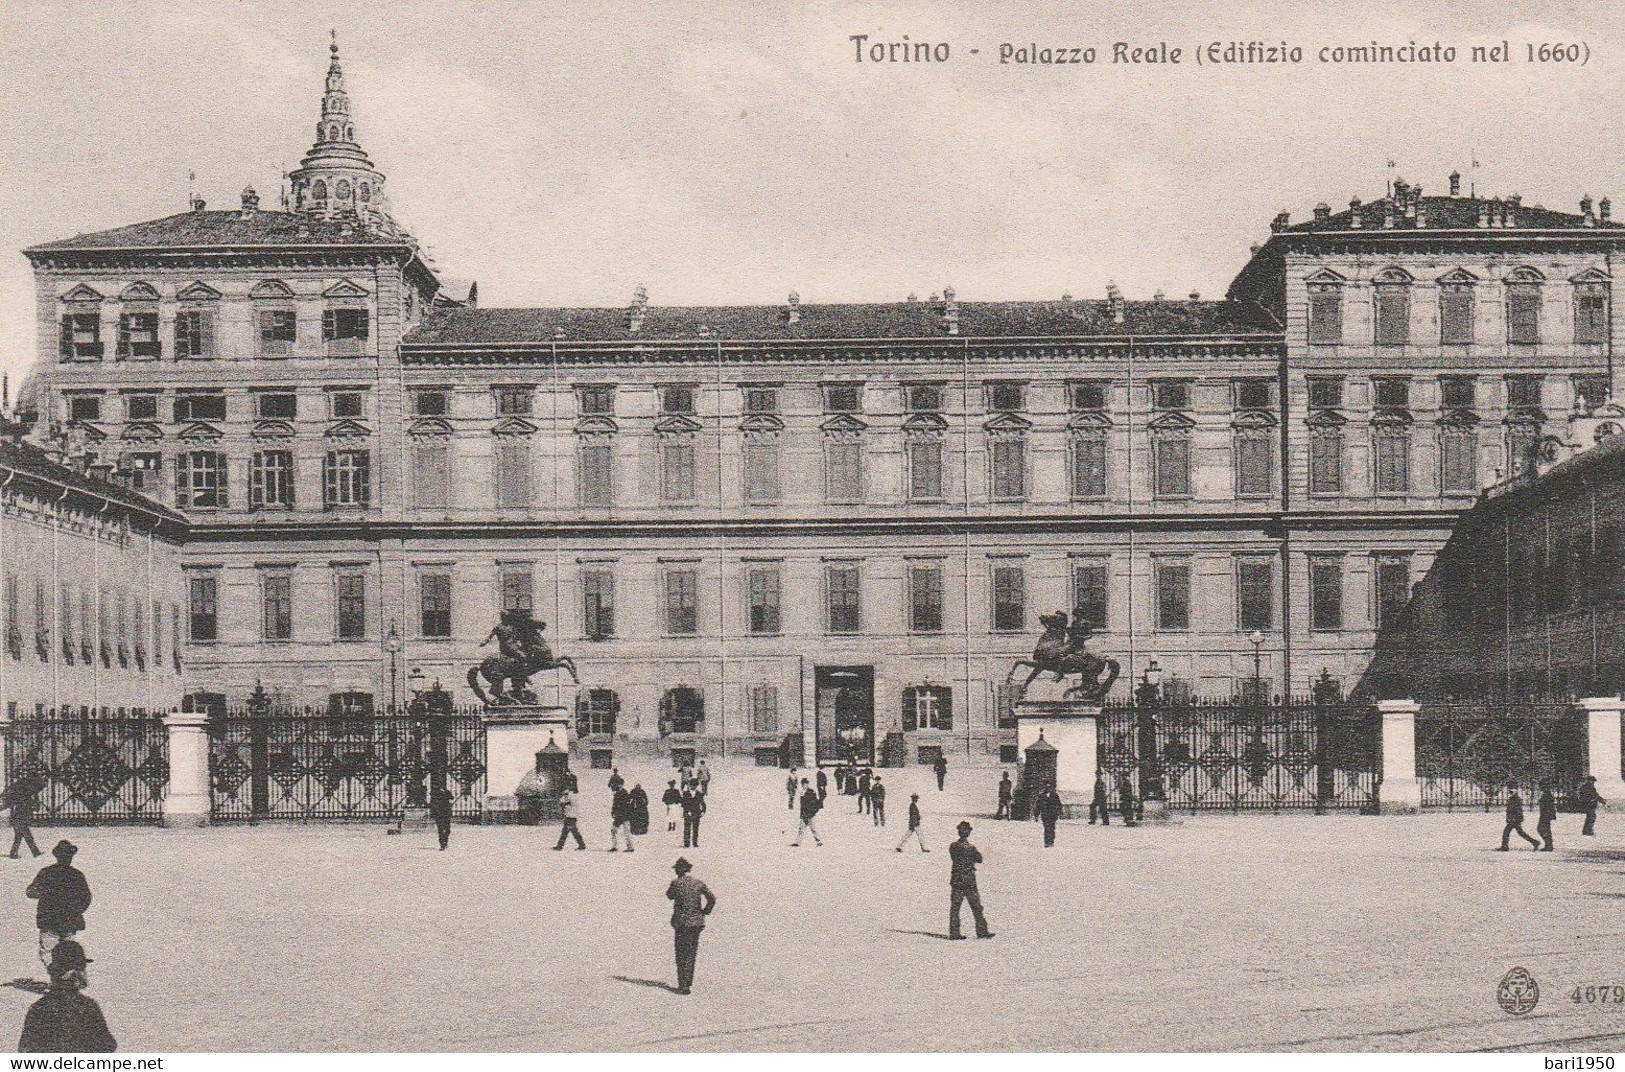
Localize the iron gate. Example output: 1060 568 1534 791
1415 701 1585 811
209 711 487 821
5 714 169 824
1097 699 1378 812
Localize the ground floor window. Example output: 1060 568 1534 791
577 688 619 736
660 687 704 736
903 685 952 731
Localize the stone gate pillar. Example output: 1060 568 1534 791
163 709 211 827
1013 678 1099 818
1576 697 1625 809
1376 699 1422 815
482 706 572 822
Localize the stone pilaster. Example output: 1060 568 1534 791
1576 697 1625 809
1376 699 1422 815
1014 677 1099 818
481 706 572 821
163 709 211 827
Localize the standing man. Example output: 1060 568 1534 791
629 782 651 837
697 760 712 796
662 779 682 832
666 858 716 995
816 768 829 805
947 821 993 940
871 776 887 827
1038 786 1063 848
857 768 872 814
553 786 586 850
1117 776 1139 827
607 767 625 795
786 770 798 810
26 841 91 969
996 772 1013 820
896 793 929 852
1499 783 1541 851
610 785 635 852
5 774 44 859
428 786 454 851
1536 781 1557 852
934 753 949 792
17 941 115 1053
1089 770 1111 826
681 782 707 849
792 779 824 847
1579 775 1606 836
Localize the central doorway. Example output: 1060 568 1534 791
814 665 875 765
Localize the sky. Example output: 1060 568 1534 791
0 0 1621 390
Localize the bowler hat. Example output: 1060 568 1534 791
957 821 973 835
48 940 91 974
52 840 77 859
673 857 693 874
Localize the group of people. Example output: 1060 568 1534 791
786 762 932 850
1499 776 1606 852
17 840 116 1051
993 769 1141 846
552 763 714 853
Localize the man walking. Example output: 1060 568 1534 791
1536 781 1557 852
871 776 887 826
816 768 828 805
27 841 91 969
1579 775 1606 836
697 760 711 796
662 779 682 832
1038 786 1063 848
947 821 993 940
896 793 929 852
5 774 44 859
1499 783 1541 851
857 768 872 814
553 786 586 850
792 779 823 847
610 785 635 852
428 786 454 850
1118 776 1139 827
17 941 115 1053
996 772 1013 820
934 753 949 792
1089 771 1111 826
681 783 707 848
666 857 716 995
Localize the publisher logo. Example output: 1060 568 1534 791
1499 967 1540 1015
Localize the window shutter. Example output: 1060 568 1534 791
322 309 336 341
902 689 917 732
116 317 131 360
216 454 228 507
58 317 72 359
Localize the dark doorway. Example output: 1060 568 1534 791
815 665 875 765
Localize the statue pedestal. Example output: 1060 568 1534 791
481 706 572 823
1015 679 1099 819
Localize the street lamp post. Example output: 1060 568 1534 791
1249 629 1266 704
1135 659 1165 813
386 621 402 713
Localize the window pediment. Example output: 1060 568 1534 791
60 284 104 303
1373 267 1414 285
70 421 106 441
739 413 785 435
178 421 223 442
1067 411 1112 431
1571 266 1612 284
1305 409 1347 429
1304 268 1346 285
982 412 1032 435
1436 268 1479 285
119 422 164 442
251 419 296 440
322 279 370 299
653 414 701 435
1438 409 1479 428
176 282 222 302
1371 410 1413 427
1506 266 1545 284
251 280 295 299
1231 410 1277 430
119 282 160 302
491 416 537 437
325 419 373 440
902 411 949 434
1147 411 1195 431
409 417 454 438
820 413 868 436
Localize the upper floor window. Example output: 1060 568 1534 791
1574 374 1610 414
991 564 1026 633
413 440 449 509
412 390 448 417
59 313 103 362
1152 381 1191 410
578 438 614 507
495 439 533 508
743 387 779 414
250 450 295 508
126 394 159 422
1154 559 1191 631
174 309 216 360
1439 376 1476 411
907 436 944 502
1439 277 1476 345
117 311 161 360
257 309 297 358
188 575 218 642
1307 280 1343 344
174 392 226 422
256 392 297 420
335 573 367 640
1575 280 1610 344
1070 381 1108 411
1372 269 1412 345
989 437 1026 501
1308 556 1344 632
663 568 699 636
330 390 364 419
1307 377 1343 409
1439 425 1478 494
1506 269 1543 345
905 384 944 413
1236 557 1274 632
418 573 452 638
746 565 782 635
824 384 863 413
986 382 1025 413
582 569 615 640
1071 559 1109 629
499 569 533 615
742 436 781 503
825 563 861 634
322 308 370 354
661 386 696 415
908 563 944 634
323 450 371 507
1234 379 1273 411
1152 429 1191 499
1234 429 1274 498
577 385 615 416
825 439 864 503
177 451 228 509
1372 377 1410 410
1372 423 1412 495
1506 375 1544 412
261 573 292 642
66 395 101 424
494 386 533 417
660 439 696 503
1069 429 1107 501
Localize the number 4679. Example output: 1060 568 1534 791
1570 985 1625 1004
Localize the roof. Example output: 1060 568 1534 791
406 299 1274 346
26 208 415 253
0 431 187 528
1282 193 1621 234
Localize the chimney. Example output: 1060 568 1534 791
1249 244 1261 256
190 196 206 212
627 284 648 334
1393 177 1409 204
1313 202 1331 222
1415 201 1428 228
1602 197 1613 222
905 292 918 303
1106 283 1125 324
1060 291 1073 304
240 185 259 215
942 285 959 335
1382 200 1396 229
786 290 801 325
1449 170 1461 197
1271 211 1290 232
1507 194 1521 227
1582 194 1596 226
1152 290 1165 302
1477 201 1489 228
1349 198 1363 229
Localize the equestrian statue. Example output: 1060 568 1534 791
1008 609 1121 703
468 609 579 707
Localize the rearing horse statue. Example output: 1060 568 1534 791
468 610 579 707
1008 610 1121 703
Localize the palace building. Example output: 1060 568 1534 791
15 41 1625 765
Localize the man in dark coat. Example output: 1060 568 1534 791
610 786 635 852
662 779 683 831
785 771 798 810
17 941 114 1053
896 793 929 852
948 821 993 940
857 768 872 813
1499 783 1541 851
815 768 829 804
6 775 44 858
871 776 887 826
1118 776 1138 827
607 768 625 794
681 784 707 848
552 787 586 850
428 786 454 850
1089 770 1111 825
934 753 949 792
1579 775 1606 836
666 857 716 995
1536 781 1557 852
27 840 91 969
996 772 1013 820
1038 787 1064 847
792 779 823 846
629 783 651 836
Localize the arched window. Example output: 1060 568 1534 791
358 183 370 202
345 124 354 140
328 123 340 141
312 180 328 201
336 179 352 200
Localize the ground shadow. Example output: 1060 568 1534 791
888 928 953 941
1569 848 1625 863
5 978 47 995
611 974 682 994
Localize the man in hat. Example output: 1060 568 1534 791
428 785 454 851
665 857 716 995
553 786 586 850
663 779 683 831
610 784 635 852
896 793 929 852
5 773 45 859
1579 775 1606 836
792 778 823 847
1536 781 1558 852
996 771 1013 820
681 782 706 849
26 841 92 969
871 775 887 827
1498 782 1541 851
948 821 993 940
17 940 115 1053
1037 786 1064 847
1089 770 1111 826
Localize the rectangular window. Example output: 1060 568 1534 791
335 573 366 640
743 387 779 414
117 312 160 360
907 439 943 500
1374 287 1411 345
67 395 101 423
1153 435 1191 499
1506 375 1544 411
1155 560 1191 631
59 313 103 360
1373 431 1411 495
125 452 161 492
749 685 779 734
826 564 861 634
1374 556 1411 632
577 689 619 735
1237 558 1274 631
413 440 449 508
495 386 533 416
1307 288 1342 344
177 452 227 508
990 438 1026 500
249 450 295 508
174 393 226 422
743 438 780 503
499 569 532 614
1070 433 1107 500
577 385 615 415
825 439 863 503
664 569 699 636
824 384 863 413
1575 374 1610 413
323 450 371 507
1576 283 1610 344
412 390 449 417
32 582 47 662
132 600 145 670
1152 381 1191 410
660 440 695 503
909 564 944 634
257 309 296 357
1235 379 1274 410
174 310 214 359
906 384 944 412
329 391 364 419
986 383 1025 412
495 438 533 508
1440 429 1478 493
1373 377 1410 409
582 569 615 640
322 307 370 352
1439 376 1476 410
661 386 696 415
256 392 297 419
419 573 452 638
1235 434 1273 498
125 394 159 421
1507 286 1541 345
1071 560 1109 629
1440 286 1475 345
1309 557 1343 632
261 574 292 641
991 564 1026 633
903 686 953 732
1309 430 1343 495
1070 381 1108 411
188 575 218 642
1307 377 1343 409
59 585 74 664
578 439 614 506
747 566 781 635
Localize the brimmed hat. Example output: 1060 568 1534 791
52 840 77 860
673 857 693 873
957 821 973 835
47 940 90 974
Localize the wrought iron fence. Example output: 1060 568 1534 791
1096 697 1378 812
208 705 487 822
5 711 169 824
1415 700 1585 811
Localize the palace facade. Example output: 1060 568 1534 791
17 42 1625 764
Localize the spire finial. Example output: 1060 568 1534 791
330 28 338 55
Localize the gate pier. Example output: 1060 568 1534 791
1376 700 1423 815
482 706 571 822
1013 679 1098 818
1577 697 1625 809
164 709 211 828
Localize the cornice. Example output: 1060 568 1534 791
28 247 414 272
